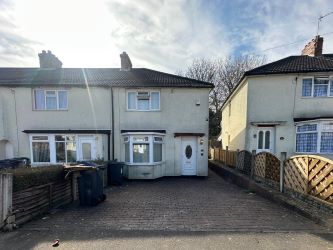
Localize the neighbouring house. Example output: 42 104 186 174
221 36 333 159
0 50 212 179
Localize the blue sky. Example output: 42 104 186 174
0 0 333 73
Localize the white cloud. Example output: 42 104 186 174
0 0 333 71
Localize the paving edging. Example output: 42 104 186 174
209 160 333 229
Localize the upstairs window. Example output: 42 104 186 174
127 91 160 111
302 77 333 97
34 89 68 110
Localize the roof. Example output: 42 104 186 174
245 54 333 76
0 67 213 88
222 54 333 108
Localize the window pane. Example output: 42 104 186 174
297 124 317 132
320 132 333 153
55 135 65 141
66 135 76 141
154 136 163 142
296 133 317 152
314 78 329 85
302 79 312 97
56 142 66 162
264 131 270 149
66 142 77 162
137 99 149 110
32 136 48 141
128 92 136 109
153 143 162 162
125 143 130 162
32 142 50 162
82 143 92 160
151 92 160 110
46 96 57 109
58 91 68 109
258 131 263 149
314 85 328 97
330 80 333 96
133 136 149 142
133 144 149 163
34 90 45 109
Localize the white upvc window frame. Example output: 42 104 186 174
295 120 333 154
301 76 333 98
126 90 160 111
122 132 164 165
30 134 79 164
33 89 68 110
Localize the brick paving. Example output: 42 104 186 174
22 170 327 232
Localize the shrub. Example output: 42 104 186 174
1 166 66 192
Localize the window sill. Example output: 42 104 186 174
126 110 161 112
125 161 164 166
300 96 333 99
33 109 69 111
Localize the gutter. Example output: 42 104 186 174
111 87 114 160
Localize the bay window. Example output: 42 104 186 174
301 77 333 97
34 89 68 110
296 121 333 153
123 134 164 164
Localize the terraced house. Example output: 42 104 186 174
0 51 212 179
221 36 333 159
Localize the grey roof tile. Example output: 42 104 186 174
0 68 213 88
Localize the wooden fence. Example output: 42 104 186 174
0 172 79 230
12 180 74 225
212 148 237 167
284 155 333 204
236 150 252 175
254 152 280 183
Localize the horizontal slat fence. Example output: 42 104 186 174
12 179 73 225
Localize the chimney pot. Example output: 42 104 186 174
301 35 323 57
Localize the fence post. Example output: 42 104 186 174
0 173 14 230
226 146 229 165
279 152 287 193
250 150 256 179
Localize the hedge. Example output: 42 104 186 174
1 166 66 192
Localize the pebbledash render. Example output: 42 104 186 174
0 51 213 179
221 36 333 160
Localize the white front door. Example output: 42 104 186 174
181 137 197 175
257 127 275 153
78 137 96 161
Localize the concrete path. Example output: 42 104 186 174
0 170 332 249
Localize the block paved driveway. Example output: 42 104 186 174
23 170 327 233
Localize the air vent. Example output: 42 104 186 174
137 92 150 100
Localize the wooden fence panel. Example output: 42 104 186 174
12 179 73 225
254 152 280 182
265 153 280 182
284 156 309 193
254 153 266 178
284 155 333 204
236 150 252 175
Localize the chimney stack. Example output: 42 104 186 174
301 35 323 57
38 50 62 68
120 52 132 71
